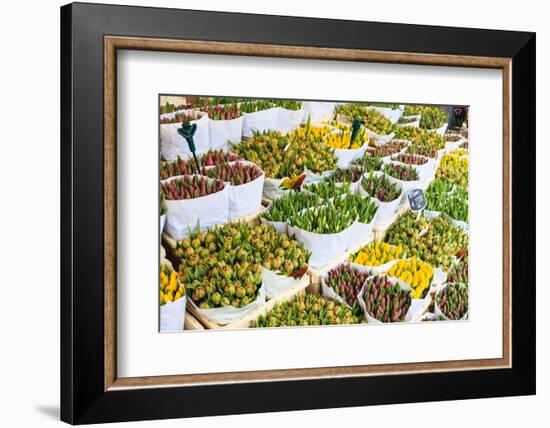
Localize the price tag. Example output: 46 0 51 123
407 188 427 212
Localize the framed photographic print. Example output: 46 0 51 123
61 2 536 424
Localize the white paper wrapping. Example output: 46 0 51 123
160 214 166 237
262 267 302 299
288 223 353 269
160 111 210 161
367 105 404 123
160 295 187 332
359 171 404 225
206 161 265 219
303 168 334 185
302 101 337 122
429 122 448 136
364 127 395 146
163 175 230 240
418 312 437 321
333 141 370 168
275 107 305 133
208 116 244 151
241 108 279 137
263 176 289 201
444 139 465 153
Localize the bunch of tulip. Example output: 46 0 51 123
385 212 468 270
331 167 364 183
289 201 355 234
260 191 320 222
361 172 402 202
324 264 370 308
386 257 434 299
412 131 445 150
324 129 366 150
159 111 195 124
394 125 424 141
352 242 405 267
362 275 412 322
239 100 275 113
254 294 361 327
445 134 463 142
159 264 185 305
160 150 241 179
267 99 303 110
447 254 468 285
176 222 310 309
403 105 448 129
419 108 448 129
406 144 438 159
291 125 334 141
436 154 469 187
382 163 419 181
436 283 468 320
160 175 225 200
425 179 468 222
398 115 419 125
391 152 428 165
304 180 351 201
450 149 468 157
366 140 408 158
199 104 241 120
351 154 383 172
234 130 336 179
335 104 396 135
201 162 262 185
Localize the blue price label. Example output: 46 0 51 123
407 189 427 212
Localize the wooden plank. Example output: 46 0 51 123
184 311 205 330
186 274 310 329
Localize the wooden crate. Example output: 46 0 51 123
184 311 205 330
186 274 310 329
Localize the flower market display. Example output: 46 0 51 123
158 96 469 331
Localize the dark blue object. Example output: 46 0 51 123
407 188 427 211
350 118 362 145
177 121 200 173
